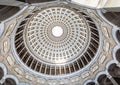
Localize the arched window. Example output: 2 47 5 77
0 67 4 80
2 78 16 85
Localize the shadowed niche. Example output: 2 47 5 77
86 82 95 85
0 67 4 80
116 30 120 43
97 74 113 85
116 49 120 62
2 78 16 85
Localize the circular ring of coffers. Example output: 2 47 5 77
14 6 100 77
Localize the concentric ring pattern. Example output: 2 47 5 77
14 7 99 76
25 7 89 64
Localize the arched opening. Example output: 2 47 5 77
108 63 120 84
86 82 95 85
0 67 4 80
102 12 120 27
2 78 16 85
116 30 120 43
116 49 120 62
97 74 113 85
0 5 20 21
108 63 120 77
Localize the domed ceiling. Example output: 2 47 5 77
0 0 120 85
